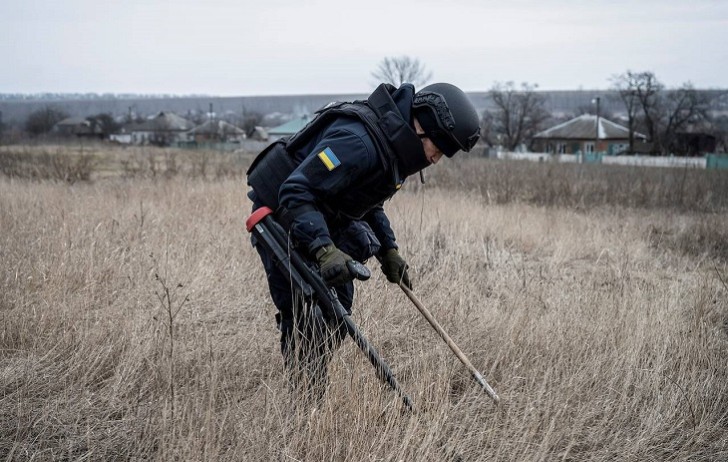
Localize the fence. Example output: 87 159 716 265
706 154 728 170
495 151 726 169
602 155 706 169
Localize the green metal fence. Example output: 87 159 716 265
706 154 728 170
583 152 603 164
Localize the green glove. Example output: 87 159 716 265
379 248 412 289
316 244 355 287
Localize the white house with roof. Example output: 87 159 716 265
533 114 647 155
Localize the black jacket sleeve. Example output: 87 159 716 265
363 205 397 252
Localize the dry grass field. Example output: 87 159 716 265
1 144 727 461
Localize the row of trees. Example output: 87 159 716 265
372 56 726 155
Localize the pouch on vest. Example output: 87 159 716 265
246 139 297 210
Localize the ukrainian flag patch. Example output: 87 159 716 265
317 147 341 171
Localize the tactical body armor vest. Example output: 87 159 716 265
246 83 412 214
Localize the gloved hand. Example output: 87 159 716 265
315 244 355 287
379 248 412 289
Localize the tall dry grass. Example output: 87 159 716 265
421 154 728 212
1 151 727 460
0 143 251 182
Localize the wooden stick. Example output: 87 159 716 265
399 284 500 404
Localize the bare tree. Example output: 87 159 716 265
482 81 550 151
24 106 69 137
661 83 710 154
612 71 709 155
241 111 263 138
710 114 728 153
611 71 645 153
89 113 121 138
372 56 432 88
708 92 728 153
631 71 663 151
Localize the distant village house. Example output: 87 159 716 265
54 117 103 138
533 114 647 155
128 111 195 146
187 119 245 143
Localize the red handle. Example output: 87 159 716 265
245 206 274 232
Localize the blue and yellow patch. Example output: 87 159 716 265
317 147 341 171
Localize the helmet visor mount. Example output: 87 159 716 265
413 91 479 156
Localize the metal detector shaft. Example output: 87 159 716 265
399 284 500 404
246 207 414 411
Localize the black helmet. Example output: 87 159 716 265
412 83 480 157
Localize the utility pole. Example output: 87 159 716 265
594 96 601 154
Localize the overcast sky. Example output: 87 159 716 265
2 0 726 96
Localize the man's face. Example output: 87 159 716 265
414 118 445 166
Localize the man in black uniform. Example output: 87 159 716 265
247 82 480 400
